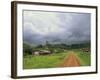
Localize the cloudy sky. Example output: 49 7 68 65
23 10 91 46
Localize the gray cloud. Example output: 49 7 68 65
23 11 91 46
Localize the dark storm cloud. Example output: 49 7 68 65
23 11 91 46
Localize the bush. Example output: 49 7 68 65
23 43 32 56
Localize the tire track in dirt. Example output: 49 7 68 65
59 51 80 67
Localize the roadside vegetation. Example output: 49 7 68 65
23 41 91 69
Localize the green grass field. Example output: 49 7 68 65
74 50 91 66
23 51 69 69
23 49 91 69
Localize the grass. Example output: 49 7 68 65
23 51 69 69
74 49 91 66
23 49 91 69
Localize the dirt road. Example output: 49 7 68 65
59 51 80 67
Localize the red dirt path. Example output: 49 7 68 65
59 51 80 67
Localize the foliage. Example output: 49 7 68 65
23 42 90 56
23 49 91 69
74 50 91 66
23 52 68 69
23 43 32 56
23 42 91 69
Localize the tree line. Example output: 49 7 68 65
23 42 90 56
